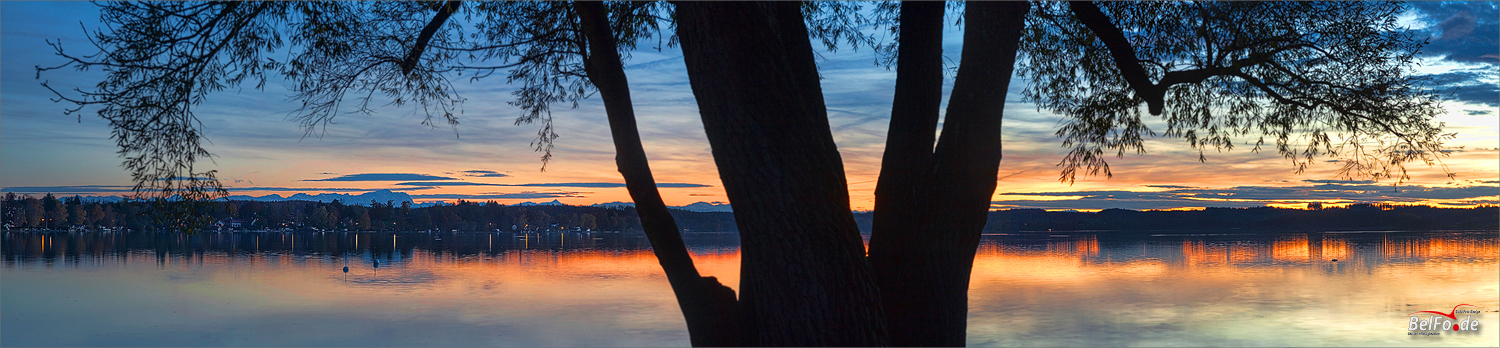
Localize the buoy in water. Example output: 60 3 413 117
1331 259 1338 262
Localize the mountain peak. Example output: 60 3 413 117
221 190 413 205
676 202 733 212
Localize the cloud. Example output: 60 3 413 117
1143 184 1194 189
1419 70 1500 106
307 173 458 182
993 190 1270 210
229 171 260 184
992 194 1267 211
459 170 509 178
1410 1 1499 65
1446 83 1500 107
396 181 502 187
993 183 1500 210
2 185 138 193
1301 179 1377 185
1 185 435 194
656 183 714 188
505 182 713 188
410 192 584 200
227 186 434 192
997 166 1043 181
623 56 685 71
154 176 215 181
507 183 628 188
395 181 711 188
1437 199 1500 206
1229 184 1500 201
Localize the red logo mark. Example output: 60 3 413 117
1409 304 1479 330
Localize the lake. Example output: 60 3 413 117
3 229 1496 346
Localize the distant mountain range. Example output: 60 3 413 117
42 190 739 212
590 201 733 212
222 189 420 205
217 191 736 212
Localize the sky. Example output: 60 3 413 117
2 1 1497 212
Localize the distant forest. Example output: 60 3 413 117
3 192 1495 232
964 205 1498 232
1 193 647 232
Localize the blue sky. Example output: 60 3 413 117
2 1 1496 211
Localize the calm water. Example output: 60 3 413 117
3 229 1496 347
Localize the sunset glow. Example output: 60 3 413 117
3 2 1495 212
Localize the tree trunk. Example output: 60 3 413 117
573 3 742 346
866 2 946 346
674 2 888 346
867 2 1030 346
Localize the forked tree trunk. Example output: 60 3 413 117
866 2 946 345
674 2 888 346
592 1 1028 345
573 3 742 346
867 2 1030 346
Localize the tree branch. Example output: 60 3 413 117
401 0 462 75
1068 1 1165 114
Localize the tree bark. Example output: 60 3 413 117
674 2 888 346
866 2 946 346
867 2 1030 346
573 2 742 346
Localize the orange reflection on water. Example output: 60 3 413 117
1180 240 1267 265
7 230 1500 347
1228 244 1265 263
1051 235 1099 258
972 238 1168 283
1320 238 1348 260
1183 240 1230 265
1381 235 1499 259
1271 235 1310 262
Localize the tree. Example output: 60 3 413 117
1027 2 1448 185
41 194 65 229
66 195 87 227
69 202 88 227
675 3 888 344
865 3 1030 345
43 1 1448 346
310 206 330 231
357 210 372 231
93 204 111 228
580 213 597 231
2 193 20 228
531 210 551 230
24 197 43 228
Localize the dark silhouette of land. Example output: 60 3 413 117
7 192 1491 233
968 205 1498 232
685 204 1497 234
675 205 1498 234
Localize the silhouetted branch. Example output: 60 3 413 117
1069 1 1164 114
1025 1 1448 185
400 1 461 75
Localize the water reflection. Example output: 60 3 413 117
968 231 1498 347
2 230 1495 347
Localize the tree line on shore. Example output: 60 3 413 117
1 192 647 232
970 204 1499 232
7 192 1492 233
